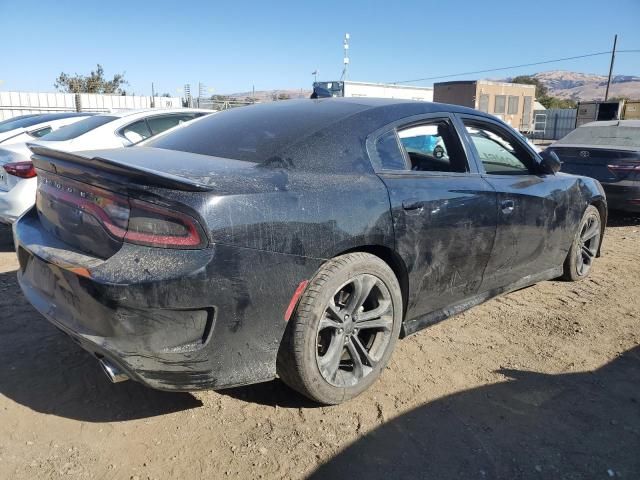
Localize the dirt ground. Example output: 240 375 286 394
0 214 639 480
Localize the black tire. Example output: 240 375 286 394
562 205 602 281
277 252 402 405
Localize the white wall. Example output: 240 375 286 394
343 82 433 101
0 91 184 120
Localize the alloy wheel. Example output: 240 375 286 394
315 274 394 387
576 212 601 276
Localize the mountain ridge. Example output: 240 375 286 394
222 70 640 103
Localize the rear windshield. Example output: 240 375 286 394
41 115 118 141
145 101 366 163
0 113 92 134
0 114 39 128
557 125 640 148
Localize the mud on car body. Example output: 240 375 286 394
13 98 607 404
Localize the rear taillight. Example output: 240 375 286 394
608 163 640 173
37 173 206 249
125 199 204 248
4 161 36 179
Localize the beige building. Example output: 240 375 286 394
433 80 536 131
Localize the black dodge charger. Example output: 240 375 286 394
14 99 606 404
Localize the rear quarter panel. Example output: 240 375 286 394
180 170 395 259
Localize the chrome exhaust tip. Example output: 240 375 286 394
98 359 129 383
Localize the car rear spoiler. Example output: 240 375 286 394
28 144 213 192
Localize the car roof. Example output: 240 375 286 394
19 112 95 122
298 96 486 116
141 98 498 175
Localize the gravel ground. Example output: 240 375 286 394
0 213 639 480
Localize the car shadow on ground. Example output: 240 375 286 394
0 269 202 422
309 346 640 480
607 210 640 228
219 379 321 409
0 224 14 253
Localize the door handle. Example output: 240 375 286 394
402 199 424 211
501 199 515 214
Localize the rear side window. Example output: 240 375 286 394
41 115 117 141
396 119 468 173
29 127 52 138
147 115 193 135
119 120 152 143
375 131 406 170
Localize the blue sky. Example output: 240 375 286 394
1 0 639 96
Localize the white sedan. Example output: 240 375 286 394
0 112 95 145
0 108 211 224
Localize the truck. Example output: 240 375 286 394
311 80 433 102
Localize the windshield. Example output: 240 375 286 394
40 115 118 141
557 125 640 148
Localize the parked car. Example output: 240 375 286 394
14 99 606 404
547 120 640 213
0 112 95 145
0 108 210 223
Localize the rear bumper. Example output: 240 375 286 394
0 177 36 224
14 210 323 391
601 182 640 213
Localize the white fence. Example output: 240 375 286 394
0 91 184 120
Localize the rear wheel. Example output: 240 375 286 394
562 205 602 281
277 253 402 404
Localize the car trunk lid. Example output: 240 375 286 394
30 145 214 259
550 146 640 183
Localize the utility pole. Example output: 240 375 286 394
184 84 192 107
340 33 350 81
604 34 618 101
151 82 155 108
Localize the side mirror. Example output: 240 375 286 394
540 149 561 174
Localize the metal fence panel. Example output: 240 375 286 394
532 108 577 140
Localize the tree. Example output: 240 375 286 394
54 64 128 94
511 75 548 98
511 75 576 109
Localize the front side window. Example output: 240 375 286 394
464 121 532 175
397 119 468 173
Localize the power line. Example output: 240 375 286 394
392 49 640 84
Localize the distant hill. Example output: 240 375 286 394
531 70 640 101
222 70 639 103
225 88 312 102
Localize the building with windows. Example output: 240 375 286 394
433 80 536 132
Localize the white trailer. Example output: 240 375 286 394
312 81 433 102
